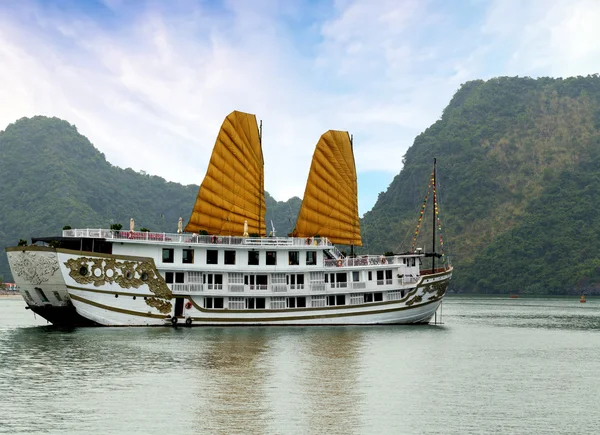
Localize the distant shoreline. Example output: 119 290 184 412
0 294 22 299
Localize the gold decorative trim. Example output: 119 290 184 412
64 255 172 314
70 294 166 319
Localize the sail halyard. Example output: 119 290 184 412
184 111 266 236
291 130 362 246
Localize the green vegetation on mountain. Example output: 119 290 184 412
362 75 600 294
3 75 600 295
0 116 297 281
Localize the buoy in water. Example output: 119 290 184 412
580 295 587 303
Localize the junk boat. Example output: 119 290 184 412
5 111 452 326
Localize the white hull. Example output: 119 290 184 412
7 238 452 327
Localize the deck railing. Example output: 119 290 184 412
62 229 333 247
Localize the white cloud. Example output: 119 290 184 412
2 0 600 215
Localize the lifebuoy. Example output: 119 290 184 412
171 316 178 325
337 259 343 267
185 301 192 310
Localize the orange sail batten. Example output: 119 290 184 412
185 111 266 236
292 130 362 246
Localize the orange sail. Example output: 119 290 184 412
185 111 266 236
291 130 362 246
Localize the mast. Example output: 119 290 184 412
432 158 436 272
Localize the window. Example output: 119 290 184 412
255 275 268 290
385 270 393 285
205 274 223 290
270 297 286 309
224 250 236 265
377 270 384 285
350 294 363 305
228 297 245 310
412 257 416 267
214 297 224 309
206 250 218 265
53 291 62 302
388 290 403 301
311 295 326 307
352 271 360 282
287 297 306 308
248 250 259 265
229 273 244 292
204 297 224 309
306 251 317 265
364 293 374 303
162 248 174 263
289 274 305 290
175 272 185 283
368 271 372 281
328 295 346 306
266 251 277 265
288 251 299 265
246 297 266 309
374 292 383 302
165 272 174 284
182 249 194 264
188 272 202 283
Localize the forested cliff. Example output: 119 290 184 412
361 75 600 295
2 76 600 294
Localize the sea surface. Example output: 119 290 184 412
0 295 598 435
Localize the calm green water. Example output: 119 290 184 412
0 296 598 435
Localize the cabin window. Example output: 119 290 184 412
289 274 305 290
297 296 306 307
224 250 236 265
24 290 33 301
206 274 223 290
165 272 174 283
377 270 384 285
368 271 372 281
412 258 416 267
388 290 403 301
206 250 218 265
246 297 266 309
306 251 317 265
255 275 268 290
228 297 245 310
175 272 184 284
385 270 393 285
364 293 373 303
162 248 174 263
336 273 347 288
352 271 360 282
248 250 259 265
350 294 363 305
328 295 346 306
205 297 224 309
53 291 62 302
311 296 326 308
374 292 383 302
266 251 277 265
288 251 299 265
182 249 194 264
270 297 286 309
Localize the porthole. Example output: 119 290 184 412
133 296 137 300
126 271 133 280
115 294 119 298
79 266 88 276
141 272 148 281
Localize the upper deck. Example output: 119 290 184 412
62 229 334 248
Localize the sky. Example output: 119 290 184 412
2 0 600 215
